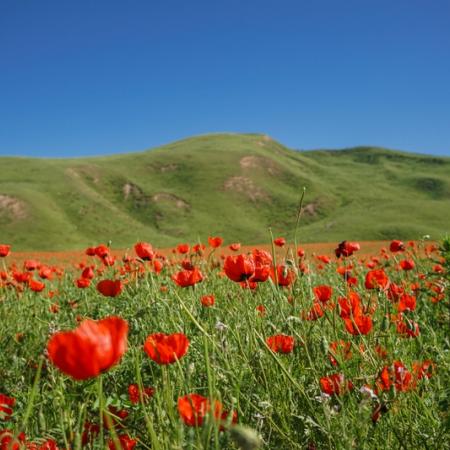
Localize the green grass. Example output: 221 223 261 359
1 133 449 250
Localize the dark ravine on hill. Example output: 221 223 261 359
1 133 449 251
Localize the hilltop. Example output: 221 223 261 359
1 133 449 250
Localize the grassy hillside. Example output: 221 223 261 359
1 133 449 250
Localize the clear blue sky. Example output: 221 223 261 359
1 0 449 157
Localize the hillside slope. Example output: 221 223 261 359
1 133 449 250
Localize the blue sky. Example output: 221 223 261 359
1 0 449 157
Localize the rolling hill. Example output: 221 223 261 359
1 133 449 251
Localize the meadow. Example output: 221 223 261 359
0 235 449 450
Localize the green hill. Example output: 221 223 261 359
1 133 449 250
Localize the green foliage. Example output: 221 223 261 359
0 133 449 250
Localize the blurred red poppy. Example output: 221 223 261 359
320 373 353 395
172 268 203 287
177 394 210 427
390 240 405 252
201 295 215 307
365 269 389 290
28 278 45 292
76 278 91 289
335 241 360 258
0 394 15 420
144 332 189 365
273 237 286 247
399 259 415 271
266 334 294 353
97 279 123 297
128 384 155 404
107 435 137 450
134 242 155 260
344 315 373 335
0 245 10 257
229 243 241 251
313 285 333 303
270 264 296 287
177 243 190 254
47 316 128 380
208 236 223 248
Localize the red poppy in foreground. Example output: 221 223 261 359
97 279 123 297
224 254 255 282
0 245 10 257
144 333 189 365
172 267 203 287
47 316 128 380
344 315 373 335
266 335 295 353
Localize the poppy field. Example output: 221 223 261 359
0 236 449 450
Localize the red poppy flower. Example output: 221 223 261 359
134 242 155 261
224 255 255 282
320 373 353 395
193 243 206 254
335 241 360 258
208 236 223 248
396 319 420 338
177 394 210 427
266 335 295 353
273 237 286 247
376 361 413 393
85 247 96 256
76 278 91 289
270 264 296 287
28 278 45 292
47 316 128 380
297 247 305 258
201 295 215 307
177 243 190 254
399 259 415 271
316 255 331 264
398 293 416 312
338 292 362 319
24 260 40 271
412 360 435 380
229 243 241 251
128 384 155 404
249 249 272 282
256 305 266 316
94 244 110 258
365 269 389 290
107 435 137 450
172 267 203 287
81 266 95 279
303 301 324 321
344 315 373 335
390 240 405 252
0 430 26 450
313 285 333 303
0 394 15 420
144 333 189 365
0 245 10 258
97 279 123 297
